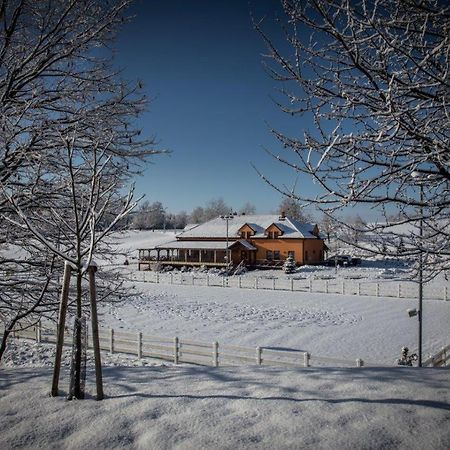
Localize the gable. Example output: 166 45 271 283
265 223 284 235
238 223 256 233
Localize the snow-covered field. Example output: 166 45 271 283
99 283 450 365
2 230 450 449
1 364 449 449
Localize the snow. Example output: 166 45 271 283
177 214 319 239
1 365 449 449
98 283 449 364
2 230 450 449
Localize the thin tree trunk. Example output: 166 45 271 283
0 328 12 363
70 270 84 399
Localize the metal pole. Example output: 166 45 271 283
226 217 229 265
418 184 423 367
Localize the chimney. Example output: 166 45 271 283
279 211 286 220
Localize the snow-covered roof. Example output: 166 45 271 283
181 223 199 232
176 215 320 240
154 239 257 251
230 239 257 250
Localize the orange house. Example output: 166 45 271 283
138 214 326 270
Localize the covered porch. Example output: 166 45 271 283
138 240 257 270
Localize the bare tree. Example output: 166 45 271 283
255 0 450 276
188 198 233 223
278 197 311 222
203 198 232 221
131 201 167 230
0 0 161 378
189 206 205 224
239 202 257 215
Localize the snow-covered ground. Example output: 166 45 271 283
2 230 450 449
98 282 450 364
1 364 449 449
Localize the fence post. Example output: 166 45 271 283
207 275 209 287
222 277 225 288
376 283 380 297
290 278 294 292
238 276 242 289
256 347 262 365
303 352 310 367
174 337 179 364
156 272 159 284
255 277 259 289
272 278 276 290
398 284 401 298
444 286 448 301
358 282 361 296
325 280 329 294
110 328 114 354
170 273 173 284
342 280 345 295
137 332 142 359
356 358 364 367
309 278 312 293
213 341 219 367
192 274 195 286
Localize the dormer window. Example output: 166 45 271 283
268 231 278 239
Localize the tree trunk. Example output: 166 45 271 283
0 328 12 363
69 271 84 399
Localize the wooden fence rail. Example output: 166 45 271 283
3 322 373 368
135 271 450 301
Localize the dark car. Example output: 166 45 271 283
324 255 361 267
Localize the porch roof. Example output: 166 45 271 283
153 239 256 251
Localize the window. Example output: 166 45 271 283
305 250 309 262
268 231 278 239
246 231 252 239
274 250 280 260
240 231 246 238
288 251 295 259
266 250 273 260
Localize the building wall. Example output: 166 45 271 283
250 238 324 265
251 239 302 264
303 239 325 264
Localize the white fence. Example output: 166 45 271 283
6 323 448 368
6 323 369 368
135 271 450 301
423 344 450 367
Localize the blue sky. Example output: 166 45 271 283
114 0 326 215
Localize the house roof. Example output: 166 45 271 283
176 214 320 239
154 240 256 251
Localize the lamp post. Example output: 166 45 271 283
220 213 234 266
411 171 424 367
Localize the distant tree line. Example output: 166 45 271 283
129 196 325 230
130 198 258 230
